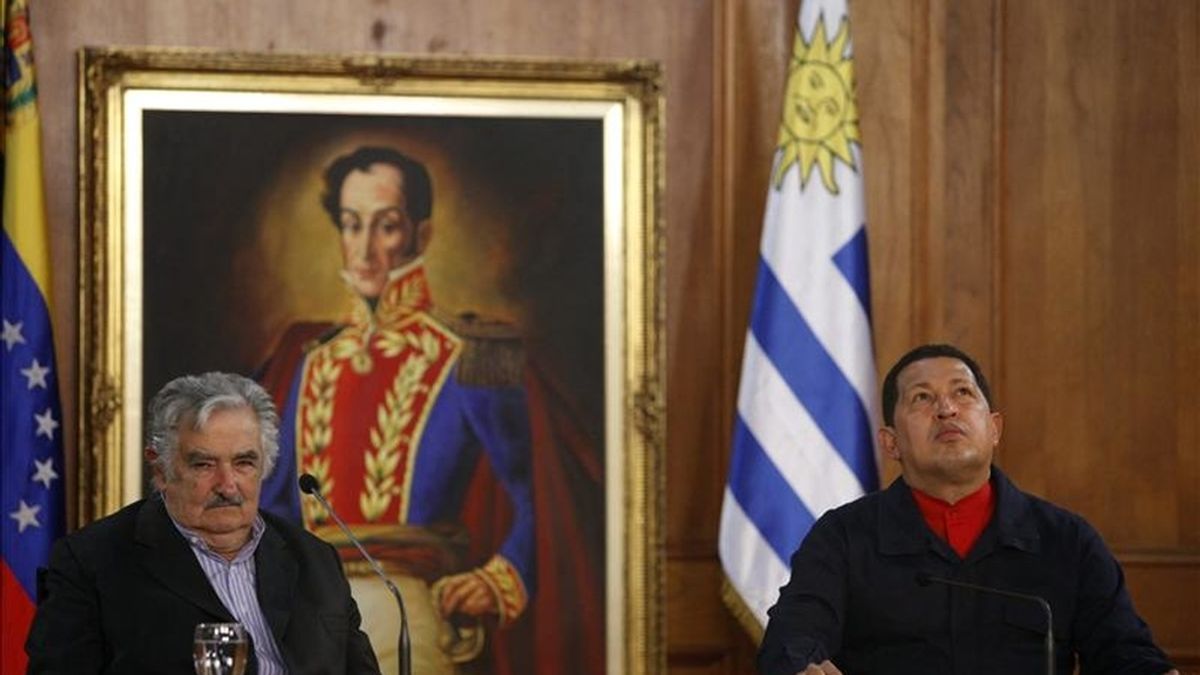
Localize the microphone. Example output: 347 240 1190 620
299 473 411 675
916 572 1053 675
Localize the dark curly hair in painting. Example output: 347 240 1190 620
319 145 433 226
880 343 994 426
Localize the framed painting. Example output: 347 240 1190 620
79 48 663 675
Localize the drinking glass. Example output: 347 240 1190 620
193 622 249 675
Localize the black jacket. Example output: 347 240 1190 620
26 496 380 674
758 468 1174 675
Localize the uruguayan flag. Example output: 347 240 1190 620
719 0 879 635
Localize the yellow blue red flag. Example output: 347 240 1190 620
1 0 66 670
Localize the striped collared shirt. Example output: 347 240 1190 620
171 511 288 675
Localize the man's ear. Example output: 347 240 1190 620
878 427 901 461
144 447 166 490
990 411 1004 446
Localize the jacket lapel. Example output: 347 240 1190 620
254 522 298 650
968 467 1041 561
134 497 233 620
877 476 960 563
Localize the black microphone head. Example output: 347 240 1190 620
298 473 320 495
915 572 933 587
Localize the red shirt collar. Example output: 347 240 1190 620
911 479 995 558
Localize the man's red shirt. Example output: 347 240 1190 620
911 479 995 558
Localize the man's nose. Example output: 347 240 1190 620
213 464 239 493
349 231 371 261
365 227 383 257
935 395 958 417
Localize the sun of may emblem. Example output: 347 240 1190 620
773 16 860 195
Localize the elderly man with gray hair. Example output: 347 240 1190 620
27 372 381 675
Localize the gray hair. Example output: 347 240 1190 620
146 372 280 480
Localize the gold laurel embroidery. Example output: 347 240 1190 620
328 324 374 375
358 326 443 522
376 274 428 327
478 555 529 625
374 328 407 358
299 348 342 526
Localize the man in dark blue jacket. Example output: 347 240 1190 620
758 344 1178 675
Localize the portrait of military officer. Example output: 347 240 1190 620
139 112 608 675
256 146 537 674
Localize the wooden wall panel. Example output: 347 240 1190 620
664 0 725 562
1177 0 1200 556
28 0 1199 672
1124 554 1200 668
855 0 915 373
999 1 1200 668
920 0 1001 359
1000 0 1101 526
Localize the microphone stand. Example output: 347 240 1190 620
917 573 1053 675
301 474 411 675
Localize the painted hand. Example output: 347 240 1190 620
436 571 499 618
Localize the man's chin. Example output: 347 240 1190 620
344 273 385 299
935 454 991 480
200 511 254 532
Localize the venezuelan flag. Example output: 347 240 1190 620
1 0 66 671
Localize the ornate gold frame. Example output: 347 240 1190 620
79 48 663 674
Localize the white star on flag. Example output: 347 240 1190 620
34 407 60 440
21 358 51 389
32 458 59 489
10 500 42 533
1 318 26 351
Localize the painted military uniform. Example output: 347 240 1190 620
258 259 533 671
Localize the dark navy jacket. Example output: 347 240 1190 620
758 468 1174 675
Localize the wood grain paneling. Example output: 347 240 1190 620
28 0 1199 672
999 3 1200 670
855 0 915 373
1123 553 1200 670
924 0 1000 354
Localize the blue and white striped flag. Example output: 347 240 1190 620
719 0 879 635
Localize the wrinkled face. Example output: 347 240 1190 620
337 163 426 299
879 357 1002 493
153 406 263 545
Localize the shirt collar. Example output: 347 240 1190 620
345 257 433 327
876 466 1041 557
910 480 995 557
910 478 994 521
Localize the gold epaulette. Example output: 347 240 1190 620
431 309 525 388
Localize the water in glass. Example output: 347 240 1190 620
193 622 249 675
